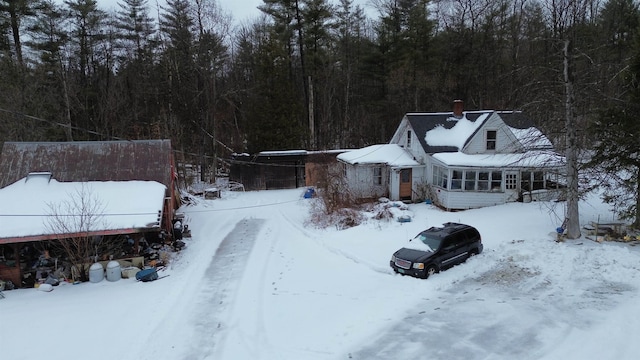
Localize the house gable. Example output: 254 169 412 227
397 111 493 155
462 112 524 154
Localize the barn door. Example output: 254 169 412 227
399 168 412 200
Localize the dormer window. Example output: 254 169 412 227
486 130 497 150
406 130 412 148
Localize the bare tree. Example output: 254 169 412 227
45 185 108 282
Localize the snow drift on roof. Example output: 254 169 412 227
424 113 490 150
337 144 419 166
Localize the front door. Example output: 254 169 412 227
505 171 519 202
399 168 412 200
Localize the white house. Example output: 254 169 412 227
338 100 565 210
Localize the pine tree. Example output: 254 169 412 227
588 29 640 227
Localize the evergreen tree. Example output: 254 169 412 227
64 0 111 139
159 0 198 148
25 0 70 139
588 31 640 227
114 0 157 133
0 0 36 68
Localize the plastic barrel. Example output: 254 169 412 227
89 263 104 283
106 261 121 282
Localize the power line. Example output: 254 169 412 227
0 198 305 217
0 212 161 217
183 198 303 213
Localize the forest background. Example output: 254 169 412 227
1 0 640 181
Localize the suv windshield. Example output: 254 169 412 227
415 232 441 252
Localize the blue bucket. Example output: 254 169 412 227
304 188 316 199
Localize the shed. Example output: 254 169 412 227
229 151 307 190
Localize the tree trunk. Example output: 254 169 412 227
563 39 581 239
635 166 640 228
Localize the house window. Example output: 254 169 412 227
533 171 544 190
433 165 448 189
464 171 476 191
342 163 347 178
374 167 383 185
521 171 531 191
406 130 412 148
486 130 497 150
478 171 490 191
505 173 517 190
545 171 564 189
491 171 502 191
451 170 462 190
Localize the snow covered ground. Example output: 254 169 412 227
2 188 640 360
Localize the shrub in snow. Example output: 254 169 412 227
373 207 394 221
334 209 364 230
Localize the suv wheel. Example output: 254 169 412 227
425 265 438 279
465 249 478 262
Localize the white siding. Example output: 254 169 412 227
389 117 410 147
435 190 509 210
464 113 523 154
346 164 388 199
389 118 427 164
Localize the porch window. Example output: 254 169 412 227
521 171 531 191
491 171 502 191
406 130 412 148
545 171 565 189
533 171 544 190
464 171 476 190
478 171 490 191
433 165 448 189
451 170 462 190
374 167 383 185
486 130 497 150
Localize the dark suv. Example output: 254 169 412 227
390 222 483 279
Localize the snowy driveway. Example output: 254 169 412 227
4 188 640 360
177 190 640 360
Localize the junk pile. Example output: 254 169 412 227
584 221 637 244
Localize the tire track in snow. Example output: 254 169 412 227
220 215 281 359
182 217 265 360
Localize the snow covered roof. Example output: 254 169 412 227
424 112 491 150
258 150 308 156
432 150 565 168
0 174 167 243
509 127 554 150
405 110 549 154
404 111 492 153
337 144 420 166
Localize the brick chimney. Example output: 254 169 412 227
453 99 464 118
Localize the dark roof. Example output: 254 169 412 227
496 111 535 129
0 140 174 188
406 111 493 153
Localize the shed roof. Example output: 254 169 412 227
0 140 174 189
0 175 167 244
